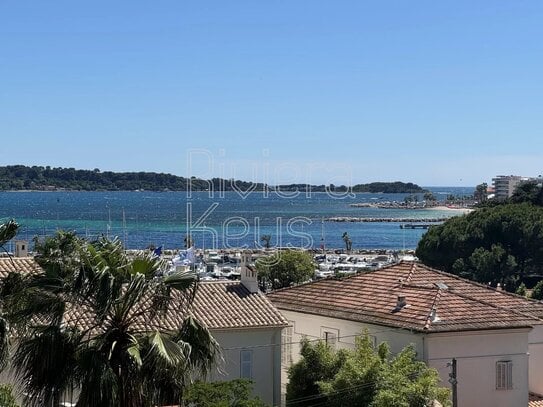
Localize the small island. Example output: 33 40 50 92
0 165 426 193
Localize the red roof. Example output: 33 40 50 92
193 281 288 330
0 257 287 331
267 262 543 333
530 393 543 407
0 257 42 278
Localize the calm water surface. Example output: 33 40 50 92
0 187 473 250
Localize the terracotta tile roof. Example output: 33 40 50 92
193 281 288 330
530 393 543 407
63 281 288 333
0 257 286 332
0 257 43 278
267 261 543 333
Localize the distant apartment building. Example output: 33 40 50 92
492 175 528 200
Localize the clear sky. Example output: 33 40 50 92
1 1 542 186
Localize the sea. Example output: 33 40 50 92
0 187 473 251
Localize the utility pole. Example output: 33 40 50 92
448 358 458 407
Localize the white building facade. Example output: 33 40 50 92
269 262 543 407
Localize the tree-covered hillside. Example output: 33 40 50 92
0 165 426 193
416 202 543 292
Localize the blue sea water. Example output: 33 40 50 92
0 187 473 251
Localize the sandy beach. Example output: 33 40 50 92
427 206 474 213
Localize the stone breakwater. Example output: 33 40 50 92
326 217 449 223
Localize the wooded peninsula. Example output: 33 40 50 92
0 165 426 193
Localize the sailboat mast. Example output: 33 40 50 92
321 217 325 254
122 207 127 248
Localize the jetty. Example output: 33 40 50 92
326 217 448 223
399 223 436 229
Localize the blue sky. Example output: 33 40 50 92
1 1 542 186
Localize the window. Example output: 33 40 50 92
321 327 339 348
324 331 337 346
240 350 253 379
496 361 513 390
282 325 293 365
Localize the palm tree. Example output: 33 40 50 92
0 219 20 372
0 220 19 266
260 234 271 249
5 234 219 407
342 232 352 253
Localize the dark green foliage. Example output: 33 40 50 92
286 339 348 405
0 165 425 193
260 235 271 249
3 230 219 407
0 384 19 407
183 380 268 407
510 181 543 206
352 182 426 193
256 250 315 290
474 183 488 203
416 203 543 291
424 192 437 202
0 220 19 371
531 280 543 300
0 220 19 248
342 232 352 252
516 282 527 297
287 335 450 407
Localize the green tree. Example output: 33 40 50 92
473 183 488 203
0 219 20 371
4 233 219 406
256 250 315 290
0 384 19 407
260 235 272 249
342 232 352 252
183 379 268 407
509 182 543 204
532 280 543 300
287 335 450 407
516 282 527 297
416 203 543 291
184 233 194 248
0 219 19 260
287 339 347 405
423 192 436 203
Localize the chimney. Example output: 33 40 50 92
396 295 407 309
15 240 28 258
240 250 259 293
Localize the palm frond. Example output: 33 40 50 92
126 249 167 277
149 331 190 367
0 219 19 248
163 271 197 291
13 326 81 406
177 316 221 378
0 317 9 371
75 347 120 407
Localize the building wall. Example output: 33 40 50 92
426 329 530 407
492 175 526 200
210 328 283 407
529 324 543 395
279 310 532 407
278 310 425 402
2 329 284 407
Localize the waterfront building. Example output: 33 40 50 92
492 175 529 200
